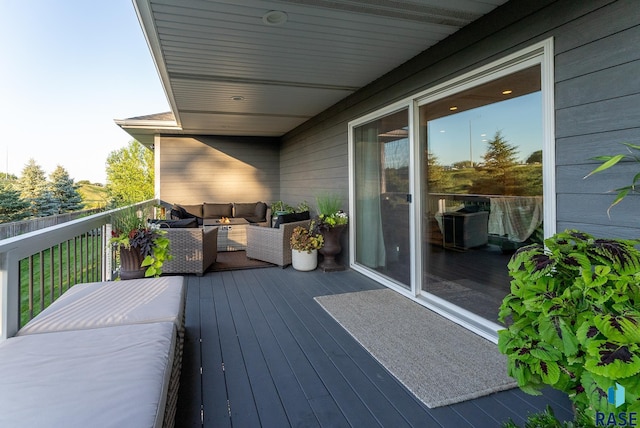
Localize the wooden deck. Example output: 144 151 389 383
174 267 573 427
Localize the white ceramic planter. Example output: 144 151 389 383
291 249 318 271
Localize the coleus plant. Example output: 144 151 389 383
498 230 640 420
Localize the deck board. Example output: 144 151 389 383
175 267 573 428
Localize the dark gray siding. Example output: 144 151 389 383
279 0 640 239
158 135 280 205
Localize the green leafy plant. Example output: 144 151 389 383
270 200 311 215
270 200 294 214
290 225 324 253
584 142 640 214
498 230 640 421
110 206 171 277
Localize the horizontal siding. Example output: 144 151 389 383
279 0 640 240
158 136 280 205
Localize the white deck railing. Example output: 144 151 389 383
0 200 160 341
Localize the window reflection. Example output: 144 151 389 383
421 65 543 323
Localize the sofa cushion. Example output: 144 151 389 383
151 218 198 228
171 204 203 219
182 204 203 218
274 211 310 228
234 202 267 223
203 202 232 219
233 202 257 218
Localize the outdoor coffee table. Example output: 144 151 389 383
204 218 250 251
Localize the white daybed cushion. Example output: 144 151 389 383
17 276 185 335
0 322 175 428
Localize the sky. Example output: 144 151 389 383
428 93 542 166
0 0 170 184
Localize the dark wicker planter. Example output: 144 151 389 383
318 224 346 272
119 246 147 280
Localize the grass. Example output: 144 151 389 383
77 183 109 210
19 234 104 326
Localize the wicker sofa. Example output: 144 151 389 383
161 226 218 276
246 220 311 267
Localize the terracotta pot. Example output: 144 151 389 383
318 224 346 272
119 246 146 280
291 249 318 271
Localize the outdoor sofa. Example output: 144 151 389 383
170 201 270 226
0 276 186 428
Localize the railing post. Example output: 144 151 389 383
105 223 114 281
0 250 20 341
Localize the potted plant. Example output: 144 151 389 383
290 225 323 271
110 206 172 279
497 229 640 422
313 193 349 272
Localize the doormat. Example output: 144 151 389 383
314 289 516 408
210 251 275 272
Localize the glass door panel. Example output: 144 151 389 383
354 109 411 288
420 66 543 322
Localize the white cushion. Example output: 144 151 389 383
0 322 175 428
18 276 185 335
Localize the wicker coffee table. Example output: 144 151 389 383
204 218 250 251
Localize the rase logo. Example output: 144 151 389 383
595 383 637 427
609 383 625 408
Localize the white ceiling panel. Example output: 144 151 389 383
126 0 509 139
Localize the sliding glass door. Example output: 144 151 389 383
349 42 553 337
353 109 411 288
420 65 544 323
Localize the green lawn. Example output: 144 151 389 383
19 234 105 326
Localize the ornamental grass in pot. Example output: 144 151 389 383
313 193 349 272
290 225 323 271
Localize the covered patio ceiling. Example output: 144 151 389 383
118 0 508 143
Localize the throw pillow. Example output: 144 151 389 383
203 203 232 219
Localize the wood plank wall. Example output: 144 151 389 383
157 136 280 206
279 0 640 239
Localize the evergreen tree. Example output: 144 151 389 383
49 165 84 213
482 130 519 170
475 131 520 194
0 181 29 223
105 140 154 206
17 159 58 217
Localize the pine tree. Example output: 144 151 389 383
482 130 519 170
0 181 29 223
49 165 84 213
17 158 59 217
478 131 520 194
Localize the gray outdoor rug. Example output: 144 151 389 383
314 288 517 408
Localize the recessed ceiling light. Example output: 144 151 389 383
230 96 245 101
262 10 288 26
502 90 513 95
449 106 458 111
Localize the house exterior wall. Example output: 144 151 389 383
279 0 640 239
156 135 280 205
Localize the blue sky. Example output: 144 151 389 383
428 93 542 166
0 1 169 184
